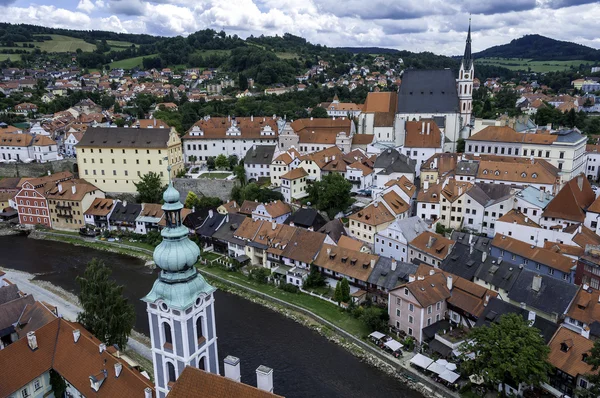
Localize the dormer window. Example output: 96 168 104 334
532 173 537 179
521 172 527 178
494 170 500 176
483 169 488 175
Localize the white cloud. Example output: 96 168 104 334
0 0 599 55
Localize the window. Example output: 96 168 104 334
408 327 413 336
21 388 29 398
404 288 409 296
409 303 414 312
167 362 176 383
427 305 432 314
580 379 588 389
163 322 173 348
196 317 204 342
549 268 554 276
408 315 414 324
396 308 401 317
33 379 41 391
436 302 441 310
536 263 541 270
511 254 516 260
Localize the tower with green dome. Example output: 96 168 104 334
143 176 219 398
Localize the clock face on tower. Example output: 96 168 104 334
464 74 469 79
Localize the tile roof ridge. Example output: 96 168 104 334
50 317 62 367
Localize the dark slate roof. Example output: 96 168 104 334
467 183 513 207
455 161 479 176
0 295 34 335
507 269 579 317
109 202 141 223
475 297 559 343
284 208 327 231
397 69 459 114
374 149 415 175
422 319 451 341
553 129 585 143
451 232 492 253
211 213 247 246
429 338 454 358
472 256 523 293
77 127 172 148
244 145 276 165
368 258 418 291
440 243 484 281
184 208 213 230
196 213 226 238
317 219 347 243
0 285 19 305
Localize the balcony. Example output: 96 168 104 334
56 212 73 219
55 204 72 210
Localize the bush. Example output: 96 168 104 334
279 283 299 293
303 266 326 289
248 267 271 284
360 307 388 332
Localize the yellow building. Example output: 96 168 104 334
76 127 184 193
46 179 105 230
348 202 395 243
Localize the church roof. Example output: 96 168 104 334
397 69 459 114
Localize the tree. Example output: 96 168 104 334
76 259 135 349
340 278 350 303
215 154 229 170
456 138 465 153
184 191 200 209
360 307 388 332
460 313 551 394
206 156 216 171
333 280 343 304
310 106 329 119
233 163 246 186
135 172 167 203
227 154 239 170
307 173 353 219
238 72 248 91
303 265 326 289
50 369 67 397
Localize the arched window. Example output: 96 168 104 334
196 317 204 342
198 356 206 371
163 323 173 347
532 173 537 179
494 170 500 176
521 172 527 178
167 362 176 383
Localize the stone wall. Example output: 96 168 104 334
173 178 238 202
0 159 78 178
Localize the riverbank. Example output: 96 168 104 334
0 267 154 373
198 265 457 398
28 230 154 262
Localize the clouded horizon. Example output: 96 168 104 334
0 0 598 56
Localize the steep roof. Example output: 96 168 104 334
404 120 442 148
84 198 115 217
543 174 595 222
0 318 154 397
468 126 559 144
46 179 100 201
317 219 347 243
255 201 292 218
78 127 172 148
281 228 326 264
284 208 327 230
244 145 276 165
409 232 454 260
466 183 512 207
348 202 394 226
368 257 418 290
397 69 459 114
314 244 377 282
566 287 600 327
547 327 595 379
280 167 307 180
169 366 282 398
239 200 260 216
362 91 397 113
109 202 141 223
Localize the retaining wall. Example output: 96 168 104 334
0 159 78 178
173 178 238 202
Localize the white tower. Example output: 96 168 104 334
458 19 474 127
143 176 219 398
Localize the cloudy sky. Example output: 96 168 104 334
0 0 598 55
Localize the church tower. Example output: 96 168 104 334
143 172 219 398
458 19 474 127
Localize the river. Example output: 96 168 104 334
0 236 423 398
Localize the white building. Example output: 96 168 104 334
463 183 514 237
0 133 59 163
585 144 600 181
374 216 430 262
243 144 276 182
63 131 84 157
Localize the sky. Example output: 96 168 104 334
0 0 599 56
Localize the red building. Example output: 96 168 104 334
14 171 72 228
575 245 600 289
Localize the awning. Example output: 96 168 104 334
426 361 447 375
439 370 460 383
234 255 250 263
271 265 292 275
368 331 386 340
429 339 453 357
383 339 403 352
410 353 433 369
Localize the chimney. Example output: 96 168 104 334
251 115 254 122
426 122 431 135
114 362 123 378
482 251 488 262
99 343 106 353
469 242 474 255
421 121 425 134
446 275 453 291
71 185 76 195
582 326 591 339
527 310 536 324
47 170 51 176
208 209 214 219
578 175 584 191
524 217 528 223
58 183 63 192
327 248 332 256
417 275 425 281
429 269 435 276
144 388 152 398
408 274 415 282
424 181 429 190
583 283 590 291
73 329 81 343
272 221 277 230
539 189 544 202
256 365 274 393
484 294 490 306
370 258 376 269
224 355 241 382
27 331 38 350
531 274 542 292
391 258 397 271
123 200 127 207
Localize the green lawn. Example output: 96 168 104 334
275 52 300 60
198 172 231 179
32 34 97 52
109 54 158 69
476 57 594 73
106 40 135 48
0 54 21 61
198 264 371 337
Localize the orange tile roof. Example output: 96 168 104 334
352 134 374 145
476 158 559 185
497 209 541 228
0 132 33 147
409 231 454 260
281 167 308 180
46 179 101 201
567 288 600 326
314 244 377 282
404 120 442 148
234 218 263 240
183 116 279 140
140 203 164 219
469 126 558 144
257 201 292 218
417 182 442 203
548 327 595 378
138 119 170 129
492 234 576 273
420 153 459 175
385 176 416 197
281 228 326 264
573 226 600 249
337 235 364 251
220 200 240 213
362 91 397 113
348 202 394 226
381 190 410 216
239 200 260 215
169 366 282 398
84 198 115 216
543 242 585 258
543 175 595 222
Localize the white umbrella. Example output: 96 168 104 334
439 370 460 383
469 374 484 385
446 363 457 371
435 358 449 366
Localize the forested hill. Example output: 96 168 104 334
473 34 600 61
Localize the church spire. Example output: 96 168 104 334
462 17 472 69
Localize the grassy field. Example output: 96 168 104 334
33 34 97 52
109 54 158 69
106 40 135 48
198 264 372 336
275 52 299 60
476 57 593 73
0 54 21 61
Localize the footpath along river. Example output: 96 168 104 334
1 235 424 398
